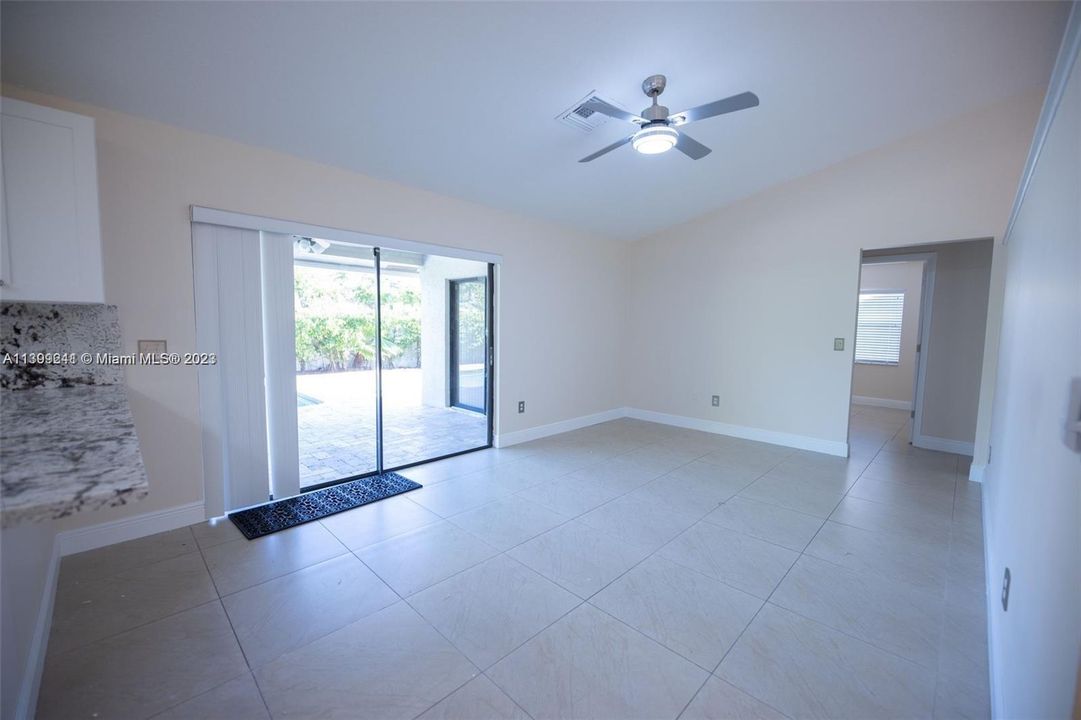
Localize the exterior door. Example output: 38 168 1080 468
449 277 487 413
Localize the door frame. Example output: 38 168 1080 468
856 252 937 447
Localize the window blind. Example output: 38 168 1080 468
855 292 905 365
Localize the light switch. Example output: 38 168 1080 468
138 339 167 355
834 338 845 351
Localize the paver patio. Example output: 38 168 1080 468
297 369 487 487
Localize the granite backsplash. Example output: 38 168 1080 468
0 302 124 389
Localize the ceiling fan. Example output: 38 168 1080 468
578 75 759 163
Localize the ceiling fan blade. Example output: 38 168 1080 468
675 132 711 159
670 91 759 125
579 135 633 163
580 98 646 126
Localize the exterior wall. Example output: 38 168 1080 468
419 255 488 408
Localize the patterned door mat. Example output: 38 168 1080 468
228 472 422 540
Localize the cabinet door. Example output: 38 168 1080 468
1 98 104 303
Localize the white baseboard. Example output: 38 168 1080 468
913 433 975 457
852 395 913 411
626 408 849 457
15 536 61 720
495 408 626 448
56 501 206 557
14 502 205 718
968 463 987 483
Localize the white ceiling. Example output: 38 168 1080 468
0 2 1067 240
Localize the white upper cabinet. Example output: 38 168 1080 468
1 97 104 303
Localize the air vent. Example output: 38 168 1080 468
556 92 622 133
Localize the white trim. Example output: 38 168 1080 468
56 501 206 557
1003 2 1081 245
852 395 912 411
14 536 60 720
627 407 849 457
494 408 626 447
16 500 207 717
968 462 986 484
191 206 502 265
853 252 936 447
909 255 936 446
911 433 974 457
860 253 937 265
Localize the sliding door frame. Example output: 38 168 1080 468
486 262 496 448
300 261 496 492
373 247 385 473
192 206 500 500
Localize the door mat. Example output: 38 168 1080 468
228 472 421 540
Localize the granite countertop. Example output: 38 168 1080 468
1 384 149 526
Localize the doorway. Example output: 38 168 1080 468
851 239 994 457
293 242 494 490
293 248 380 485
449 277 488 413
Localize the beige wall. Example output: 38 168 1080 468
920 239 993 445
625 90 1040 452
1 86 627 533
852 261 924 406
0 84 1040 537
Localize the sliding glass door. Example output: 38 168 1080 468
380 255 491 469
293 242 380 489
290 238 493 490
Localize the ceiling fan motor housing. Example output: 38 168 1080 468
641 74 671 122
642 105 670 123
642 74 667 97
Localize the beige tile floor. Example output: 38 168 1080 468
37 406 989 719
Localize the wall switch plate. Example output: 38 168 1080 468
833 337 845 351
138 339 167 355
711 395 720 407
518 401 525 414
1001 567 1011 611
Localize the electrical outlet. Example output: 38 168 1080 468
138 339 167 355
711 395 720 407
518 401 525 414
833 337 845 351
1001 567 1011 611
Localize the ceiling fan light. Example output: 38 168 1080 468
632 125 678 155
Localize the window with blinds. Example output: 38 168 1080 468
855 292 905 365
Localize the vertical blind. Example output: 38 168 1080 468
855 292 905 364
192 223 271 516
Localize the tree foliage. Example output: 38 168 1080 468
294 266 421 372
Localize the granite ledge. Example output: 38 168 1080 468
1 384 149 527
